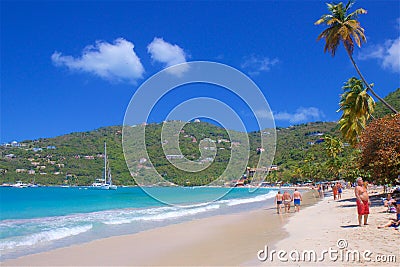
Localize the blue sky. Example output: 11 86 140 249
1 0 399 143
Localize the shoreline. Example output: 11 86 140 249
2 190 319 266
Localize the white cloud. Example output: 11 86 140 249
358 37 400 73
241 55 279 76
254 109 274 119
273 107 324 123
51 38 144 84
147 37 188 76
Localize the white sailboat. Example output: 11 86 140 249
91 142 117 190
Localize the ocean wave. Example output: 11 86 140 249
0 224 92 251
103 204 220 225
218 191 277 206
0 190 278 252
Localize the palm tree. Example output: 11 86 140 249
338 77 375 146
315 0 398 114
323 135 344 177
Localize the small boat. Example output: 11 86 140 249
12 181 28 188
91 142 117 190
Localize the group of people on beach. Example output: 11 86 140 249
274 189 302 214
272 177 399 230
315 181 346 199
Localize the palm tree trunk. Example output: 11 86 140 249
346 50 398 114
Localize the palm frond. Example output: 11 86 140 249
316 0 367 56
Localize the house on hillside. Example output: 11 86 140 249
166 155 184 160
11 141 21 147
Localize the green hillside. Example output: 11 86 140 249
373 88 400 118
0 121 347 186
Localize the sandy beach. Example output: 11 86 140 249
255 189 400 266
2 188 399 266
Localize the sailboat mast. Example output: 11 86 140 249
104 142 107 183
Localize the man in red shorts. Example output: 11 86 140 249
354 177 370 226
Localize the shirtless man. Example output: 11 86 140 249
292 189 303 212
354 177 370 226
283 191 292 213
275 191 283 214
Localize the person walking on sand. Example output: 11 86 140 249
317 184 323 198
337 182 342 200
332 183 338 200
275 191 283 214
292 189 302 212
283 191 292 213
355 177 370 226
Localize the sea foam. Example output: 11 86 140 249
0 224 92 251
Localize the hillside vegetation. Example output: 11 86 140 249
373 88 400 118
1 120 346 186
14 84 400 186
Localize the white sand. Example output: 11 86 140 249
254 189 400 266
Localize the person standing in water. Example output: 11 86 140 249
283 191 292 213
275 191 283 214
292 189 303 212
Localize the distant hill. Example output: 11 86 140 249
0 121 342 186
373 88 400 118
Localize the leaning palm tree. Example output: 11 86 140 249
315 0 398 114
338 77 375 146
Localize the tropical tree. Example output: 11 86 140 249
358 114 400 184
315 0 398 114
338 77 375 146
324 135 343 158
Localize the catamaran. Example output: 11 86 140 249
91 142 117 190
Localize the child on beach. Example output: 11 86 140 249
383 194 396 213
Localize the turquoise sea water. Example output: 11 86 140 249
0 186 278 261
